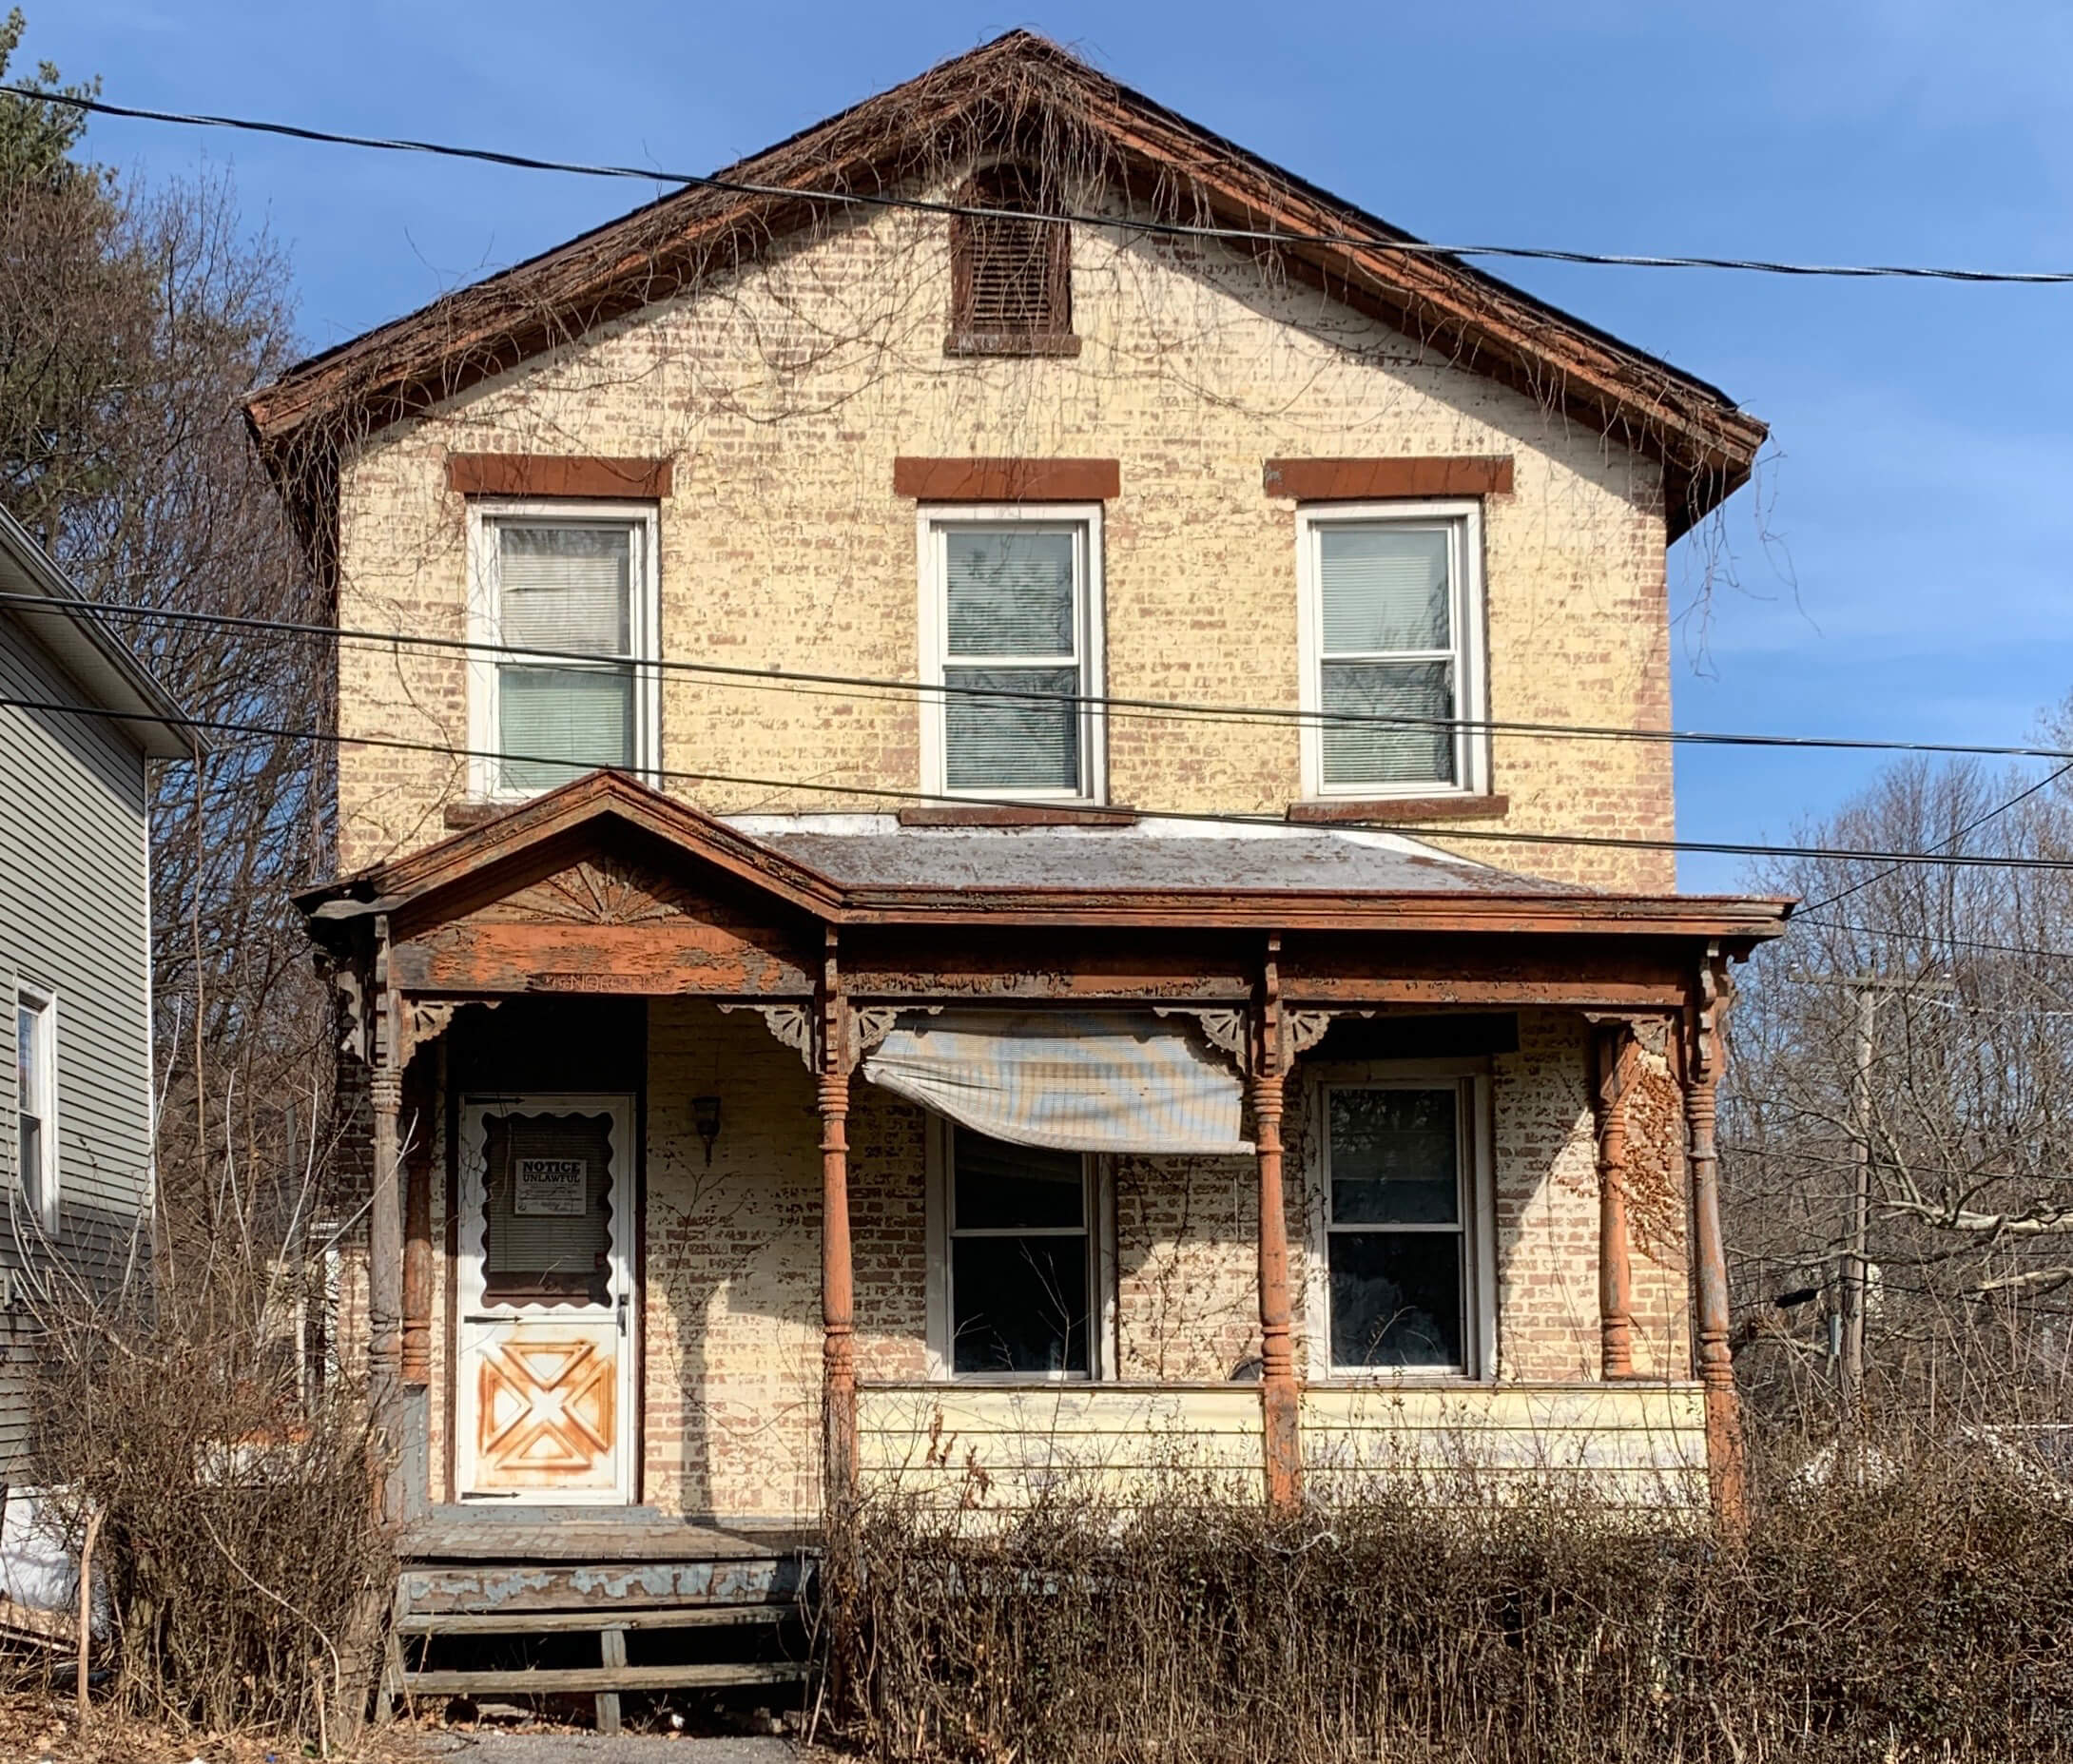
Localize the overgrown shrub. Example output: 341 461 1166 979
831 1432 2073 1762
29 1282 392 1747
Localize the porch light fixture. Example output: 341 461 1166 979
692 1095 723 1167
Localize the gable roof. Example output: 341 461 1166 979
0 504 200 760
245 31 1765 546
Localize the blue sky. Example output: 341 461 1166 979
35 2 2073 890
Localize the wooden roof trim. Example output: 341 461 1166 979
243 34 1763 539
351 772 846 918
830 889 1792 938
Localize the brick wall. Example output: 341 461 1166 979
332 200 1675 889
627 1003 1689 1523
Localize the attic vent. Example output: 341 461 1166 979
948 165 1075 357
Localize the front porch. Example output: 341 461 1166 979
302 771 1788 1537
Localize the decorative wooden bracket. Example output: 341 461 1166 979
720 999 943 1074
719 1002 815 1070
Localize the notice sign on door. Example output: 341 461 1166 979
513 1156 589 1217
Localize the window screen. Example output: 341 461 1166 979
1324 1087 1467 1370
1316 524 1459 789
479 1112 616 1307
490 522 639 792
947 1127 1090 1375
940 526 1085 794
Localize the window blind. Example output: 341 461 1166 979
492 521 639 790
1320 660 1455 786
1317 524 1457 787
497 525 631 654
1319 526 1450 654
946 532 1075 655
940 527 1083 793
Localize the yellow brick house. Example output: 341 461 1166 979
247 31 1785 1676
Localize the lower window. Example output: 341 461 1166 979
1322 1083 1473 1373
944 1126 1092 1377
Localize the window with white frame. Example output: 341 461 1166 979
920 508 1103 800
467 503 659 797
14 988 55 1231
1298 503 1485 797
938 1124 1095 1377
1319 1081 1481 1374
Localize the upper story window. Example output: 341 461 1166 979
466 501 660 798
1296 502 1487 799
919 505 1105 802
1314 1078 1489 1378
14 987 56 1233
947 165 1075 356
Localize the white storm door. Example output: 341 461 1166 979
455 1094 637 1504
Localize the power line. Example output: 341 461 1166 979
23 84 2073 287
12 588 2073 767
7 686 2073 876
1792 918 2073 964
1802 763 2073 913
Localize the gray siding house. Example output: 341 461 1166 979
0 508 191 1473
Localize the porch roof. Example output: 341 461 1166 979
296 770 1794 947
728 813 1578 897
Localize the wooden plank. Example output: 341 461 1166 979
397 1605 790 1635
403 1663 806 1695
596 1627 626 1736
402 1556 807 1616
397 922 810 995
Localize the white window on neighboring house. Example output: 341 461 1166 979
14 988 56 1232
1313 1077 1493 1377
920 506 1104 802
467 502 660 798
1297 502 1487 798
928 1121 1103 1379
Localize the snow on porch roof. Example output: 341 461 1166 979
724 813 1582 897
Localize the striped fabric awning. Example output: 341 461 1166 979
862 1009 1250 1154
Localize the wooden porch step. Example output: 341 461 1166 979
398 1603 789 1636
402 1661 806 1696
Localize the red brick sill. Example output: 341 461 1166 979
898 804 1138 828
1287 794 1509 825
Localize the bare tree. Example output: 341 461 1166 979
1727 737 2073 1420
1 15 336 1321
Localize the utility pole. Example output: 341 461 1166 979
1792 970 1955 1424
1841 983 1876 1410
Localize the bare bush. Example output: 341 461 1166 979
829 1426 2073 1762
25 1237 392 1747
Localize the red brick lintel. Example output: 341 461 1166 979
447 454 673 499
893 457 1120 502
1262 456 1514 501
1288 794 1510 824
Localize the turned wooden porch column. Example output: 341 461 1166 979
1254 937 1303 1513
818 934 859 1505
367 932 406 1522
1685 953 1747 1533
399 1056 436 1386
1592 1022 1639 1380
